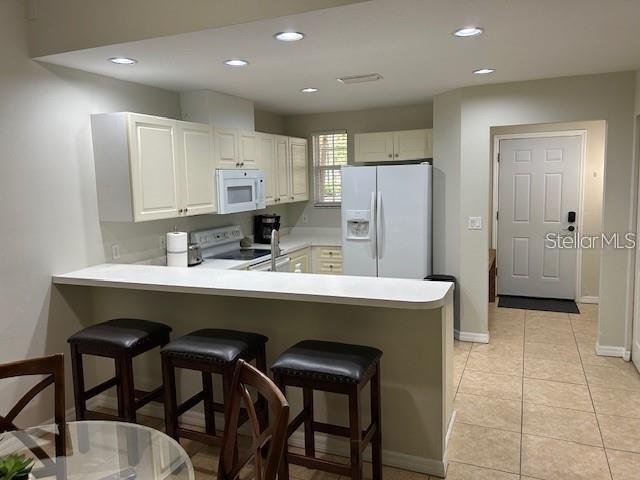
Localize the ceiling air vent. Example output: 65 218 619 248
336 73 383 84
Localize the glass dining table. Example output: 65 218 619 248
0 421 194 480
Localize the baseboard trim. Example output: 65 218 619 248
91 394 446 476
577 296 600 304
455 329 489 344
595 343 631 361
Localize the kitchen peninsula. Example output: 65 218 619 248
53 266 454 477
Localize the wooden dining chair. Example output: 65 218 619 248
0 354 66 474
218 359 289 480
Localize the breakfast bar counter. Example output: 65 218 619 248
53 265 455 477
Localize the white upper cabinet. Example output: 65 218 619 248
238 131 259 168
275 135 291 203
126 114 181 221
258 134 277 205
354 128 432 163
91 112 310 222
177 121 216 216
289 137 309 202
355 132 394 162
92 113 216 222
214 127 239 168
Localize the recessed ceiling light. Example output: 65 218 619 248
274 31 305 42
453 26 484 37
300 87 319 93
473 68 495 75
108 57 137 65
224 59 249 67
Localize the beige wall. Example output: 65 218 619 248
491 121 606 299
0 0 291 423
254 109 286 135
283 103 434 228
27 0 367 57
77 286 452 474
433 72 637 350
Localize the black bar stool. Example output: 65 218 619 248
272 340 383 480
68 319 172 422
161 329 268 446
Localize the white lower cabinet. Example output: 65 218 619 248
312 246 343 275
289 247 311 273
92 112 216 222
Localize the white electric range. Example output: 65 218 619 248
190 225 290 272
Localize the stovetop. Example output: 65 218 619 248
204 248 270 261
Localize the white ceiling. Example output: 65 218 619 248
36 0 640 115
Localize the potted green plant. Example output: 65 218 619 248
0 454 34 480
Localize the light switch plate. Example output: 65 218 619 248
468 216 482 230
111 243 121 260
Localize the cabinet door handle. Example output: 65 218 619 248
184 208 188 213
241 162 245 167
388 154 392 158
178 209 184 214
395 153 399 157
291 196 294 200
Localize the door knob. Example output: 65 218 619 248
567 225 575 232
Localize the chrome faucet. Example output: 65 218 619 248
270 228 281 272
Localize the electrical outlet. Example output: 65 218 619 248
159 234 167 250
468 216 482 230
111 243 121 260
302 213 309 223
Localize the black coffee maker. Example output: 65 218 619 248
254 214 281 244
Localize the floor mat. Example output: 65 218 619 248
498 295 580 314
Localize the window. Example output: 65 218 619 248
312 130 348 206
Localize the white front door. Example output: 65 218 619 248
497 135 582 299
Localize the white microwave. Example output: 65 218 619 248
216 169 266 214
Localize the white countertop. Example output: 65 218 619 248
53 263 453 310
198 228 342 271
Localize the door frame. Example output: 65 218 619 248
492 130 587 301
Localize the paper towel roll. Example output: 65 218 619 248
167 232 187 253
166 231 187 267
167 251 188 267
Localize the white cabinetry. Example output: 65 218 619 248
258 134 277 205
92 112 216 222
214 127 239 168
354 129 432 163
238 131 259 168
289 247 311 273
289 137 309 202
275 135 291 204
178 121 217 216
312 246 343 275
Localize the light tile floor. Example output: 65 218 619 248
448 302 640 480
114 303 640 480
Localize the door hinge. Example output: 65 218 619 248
497 152 500 163
496 211 499 221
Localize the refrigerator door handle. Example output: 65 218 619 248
376 191 383 259
370 191 377 259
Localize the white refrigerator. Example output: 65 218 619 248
341 164 432 279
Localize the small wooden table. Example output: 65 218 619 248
489 249 497 303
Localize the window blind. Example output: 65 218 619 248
312 131 347 206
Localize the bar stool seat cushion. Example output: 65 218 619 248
67 319 171 350
272 340 382 384
162 329 268 364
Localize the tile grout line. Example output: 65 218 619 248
519 310 526 477
569 309 615 480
